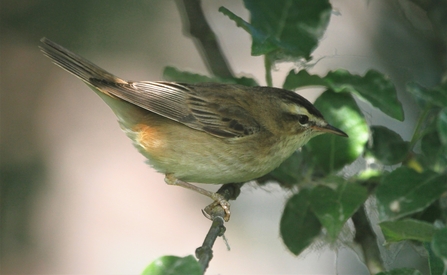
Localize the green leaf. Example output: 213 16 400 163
220 0 331 59
379 219 436 243
425 242 445 275
305 91 369 174
142 255 202 275
219 7 277 57
432 228 447 261
280 189 321 255
368 126 409 165
163 66 258 86
283 69 326 89
375 268 423 275
438 108 447 146
266 151 307 186
407 82 447 108
284 69 404 120
421 131 442 157
376 167 447 221
310 180 368 241
420 131 447 173
417 201 443 224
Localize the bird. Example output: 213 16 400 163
39 37 348 221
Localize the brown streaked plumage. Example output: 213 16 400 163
39 37 347 221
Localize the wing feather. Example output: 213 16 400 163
92 80 261 138
40 38 261 138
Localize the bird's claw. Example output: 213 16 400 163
203 193 231 222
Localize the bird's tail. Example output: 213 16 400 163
39 37 127 86
40 37 150 128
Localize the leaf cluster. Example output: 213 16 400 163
144 0 447 274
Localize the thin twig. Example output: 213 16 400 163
352 206 385 275
195 216 226 273
195 183 243 273
175 0 234 79
264 55 273 87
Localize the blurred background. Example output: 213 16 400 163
1 0 443 274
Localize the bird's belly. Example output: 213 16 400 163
143 137 279 184
121 113 299 184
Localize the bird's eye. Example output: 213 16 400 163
297 115 309 125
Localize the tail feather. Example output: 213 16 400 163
39 37 126 86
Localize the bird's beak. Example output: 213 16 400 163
312 123 348 137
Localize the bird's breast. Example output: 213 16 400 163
122 113 302 184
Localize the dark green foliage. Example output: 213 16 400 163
220 0 331 60
284 70 404 121
306 91 369 174
142 255 202 275
280 189 321 255
148 1 447 274
367 126 409 165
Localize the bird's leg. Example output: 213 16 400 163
164 174 231 221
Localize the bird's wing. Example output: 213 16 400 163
93 80 261 138
39 38 260 138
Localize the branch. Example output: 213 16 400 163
352 206 385 275
175 0 234 79
195 183 243 273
